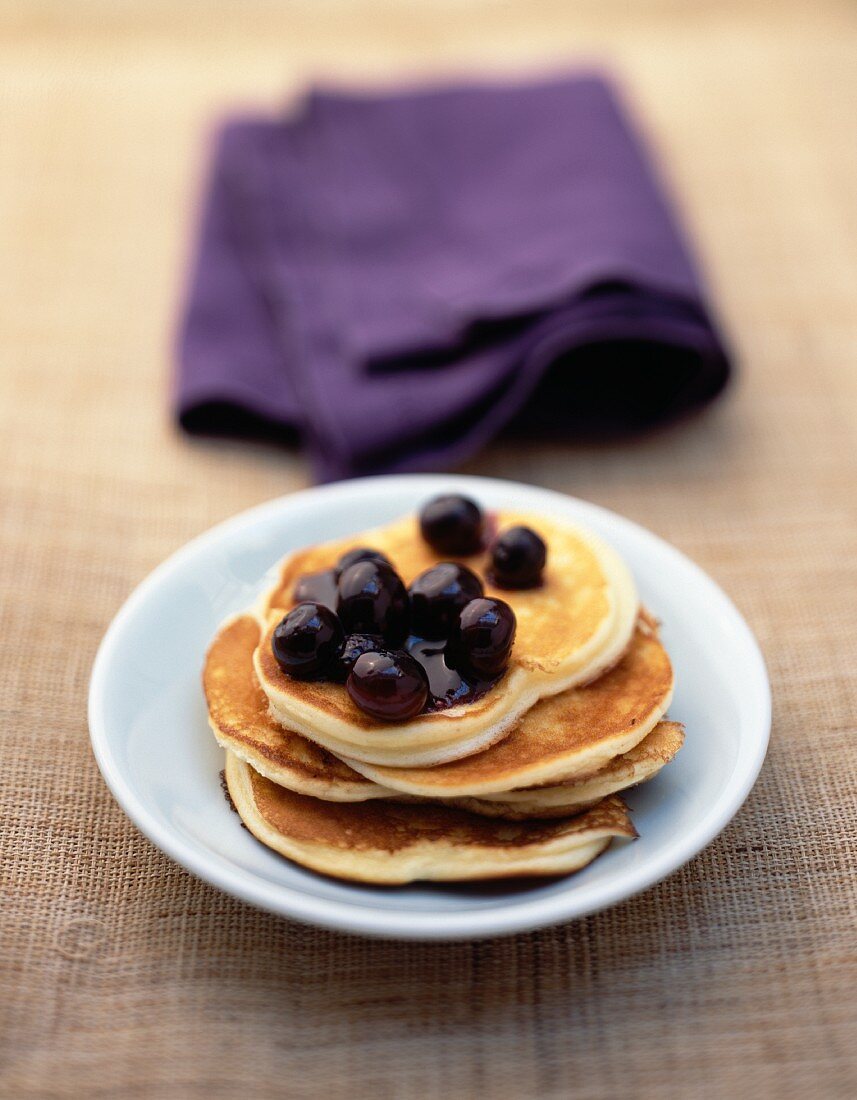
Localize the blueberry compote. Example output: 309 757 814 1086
290 559 514 713
409 563 483 639
292 569 338 610
446 597 517 679
419 494 484 555
291 545 395 612
272 602 344 680
404 635 499 710
489 525 547 589
337 560 409 643
347 650 428 722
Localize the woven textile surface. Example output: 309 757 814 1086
2 2 856 1097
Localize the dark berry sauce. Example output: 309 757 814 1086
405 635 498 710
290 566 499 711
292 568 338 610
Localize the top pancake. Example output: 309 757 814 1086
254 510 639 767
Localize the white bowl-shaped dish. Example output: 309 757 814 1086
89 475 770 940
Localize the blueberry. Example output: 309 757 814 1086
408 563 484 639
331 632 386 683
490 526 547 589
419 495 484 555
337 560 409 643
271 602 344 680
346 650 429 722
335 547 392 577
447 597 516 679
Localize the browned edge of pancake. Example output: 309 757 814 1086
204 614 372 792
448 721 686 819
345 619 673 794
225 752 638 884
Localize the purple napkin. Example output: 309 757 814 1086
176 74 730 481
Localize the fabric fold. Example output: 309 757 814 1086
176 73 731 480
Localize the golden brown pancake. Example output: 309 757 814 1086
344 617 673 796
255 510 639 767
447 721 685 819
224 751 637 884
205 613 674 810
204 614 392 802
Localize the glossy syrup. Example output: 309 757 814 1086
405 636 496 710
293 569 339 610
292 568 498 711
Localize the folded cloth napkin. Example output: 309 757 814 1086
176 73 731 481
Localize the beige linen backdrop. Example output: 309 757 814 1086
1 2 856 1097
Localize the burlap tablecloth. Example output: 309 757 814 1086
2 2 855 1096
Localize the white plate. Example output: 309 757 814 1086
89 474 770 940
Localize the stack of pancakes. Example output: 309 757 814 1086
205 512 683 884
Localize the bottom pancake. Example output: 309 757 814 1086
225 752 637 884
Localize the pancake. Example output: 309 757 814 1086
206 612 674 811
447 721 685 819
344 617 673 795
204 613 394 802
224 751 637 884
255 510 639 767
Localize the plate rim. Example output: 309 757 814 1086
88 473 771 940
